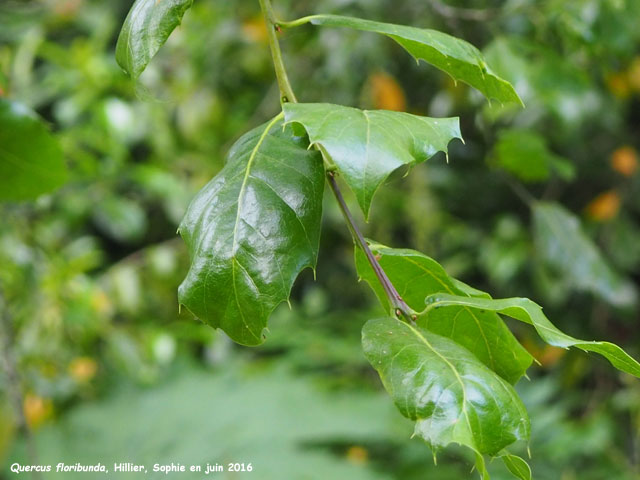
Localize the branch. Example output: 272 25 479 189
258 0 415 322
327 173 415 321
258 0 297 103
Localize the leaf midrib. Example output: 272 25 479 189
226 114 284 342
231 113 283 257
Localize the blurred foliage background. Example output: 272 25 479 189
1 0 640 478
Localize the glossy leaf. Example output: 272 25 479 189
116 0 193 79
284 103 461 218
362 317 530 459
178 116 324 346
306 15 522 105
532 202 637 308
355 244 533 384
0 98 67 201
423 294 640 378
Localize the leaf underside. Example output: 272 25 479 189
355 244 533 384
116 0 194 79
424 294 640 378
284 103 461 218
362 317 530 458
178 117 325 345
0 99 67 201
308 14 522 105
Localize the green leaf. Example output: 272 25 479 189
116 0 193 79
362 317 530 459
305 14 522 105
501 454 532 480
178 115 325 346
284 103 461 218
532 202 637 308
423 294 640 378
0 98 67 201
490 129 570 183
355 244 533 384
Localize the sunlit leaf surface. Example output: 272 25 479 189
284 103 460 218
178 117 324 345
362 317 530 461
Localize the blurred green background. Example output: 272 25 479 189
1 0 640 478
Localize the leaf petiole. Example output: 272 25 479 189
327 172 415 322
276 15 318 30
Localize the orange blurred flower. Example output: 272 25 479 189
69 357 98 383
538 345 566 368
610 146 638 177
242 17 268 44
369 72 406 112
23 394 53 429
522 338 566 368
586 190 621 221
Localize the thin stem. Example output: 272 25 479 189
257 0 414 322
327 173 415 321
258 0 297 103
